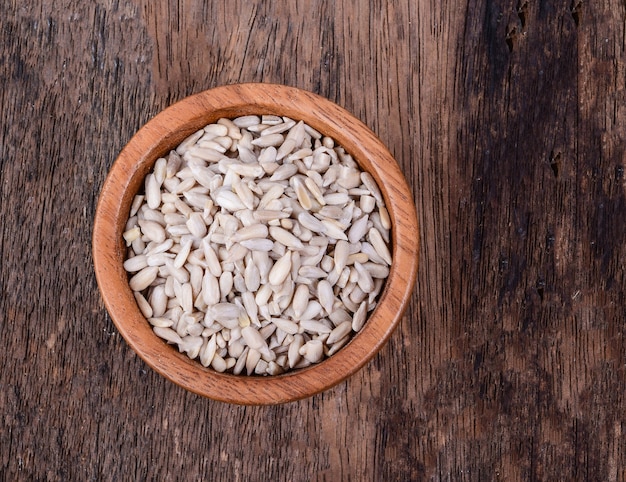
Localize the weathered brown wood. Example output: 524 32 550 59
1 0 625 480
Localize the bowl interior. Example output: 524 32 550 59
92 83 418 404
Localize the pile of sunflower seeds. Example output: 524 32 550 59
122 115 392 375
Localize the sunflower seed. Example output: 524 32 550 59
124 254 148 273
268 251 292 286
269 226 303 249
125 116 393 376
268 163 299 181
153 326 183 345
354 261 375 293
134 292 153 318
271 317 299 335
231 224 269 242
299 339 324 363
129 266 159 291
138 220 166 243
233 115 261 128
176 129 205 155
368 227 392 265
149 285 168 317
317 280 335 314
321 219 348 241
300 319 333 334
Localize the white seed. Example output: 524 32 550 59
297 212 326 234
337 166 362 189
298 266 327 279
292 176 313 210
233 115 261 128
239 238 274 252
261 119 296 136
269 226 303 249
232 224 269 242
292 284 309 319
138 220 166 243
327 321 352 345
176 129 204 155
333 240 349 274
245 348 262 375
361 172 383 205
301 300 323 319
217 118 242 140
244 261 261 292
241 326 267 351
324 192 350 205
348 215 369 244
173 239 193 269
268 250 292 286
304 176 326 205
218 271 233 299
129 266 159 291
288 334 304 368
200 335 218 367
327 335 351 356
271 317 299 335
149 285 168 317
148 317 174 328
258 184 285 209
153 326 183 345
354 261 375 293
321 219 348 241
130 195 145 217
202 239 222 278
222 243 248 263
180 283 193 313
379 206 391 230
328 310 351 328
228 162 265 178
209 302 240 321
146 174 161 210
123 254 148 273
299 339 324 363
300 319 333 334
363 262 390 278
317 280 335 314
269 163 298 181
275 138 296 160
134 291 153 318
369 227 392 265
352 301 368 332
186 163 215 189
202 272 220 306
204 123 229 137
214 190 246 212
233 347 249 374
211 353 227 372
126 116 392 376
347 253 369 265
252 133 284 147
360 195 376 213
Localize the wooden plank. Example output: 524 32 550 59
1 0 625 480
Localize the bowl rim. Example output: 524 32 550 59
92 82 418 404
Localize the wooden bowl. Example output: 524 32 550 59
92 83 418 404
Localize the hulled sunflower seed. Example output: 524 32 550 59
129 266 159 291
124 116 393 376
268 251 292 286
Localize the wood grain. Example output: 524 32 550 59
2 0 625 479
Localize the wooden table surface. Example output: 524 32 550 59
2 1 625 480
